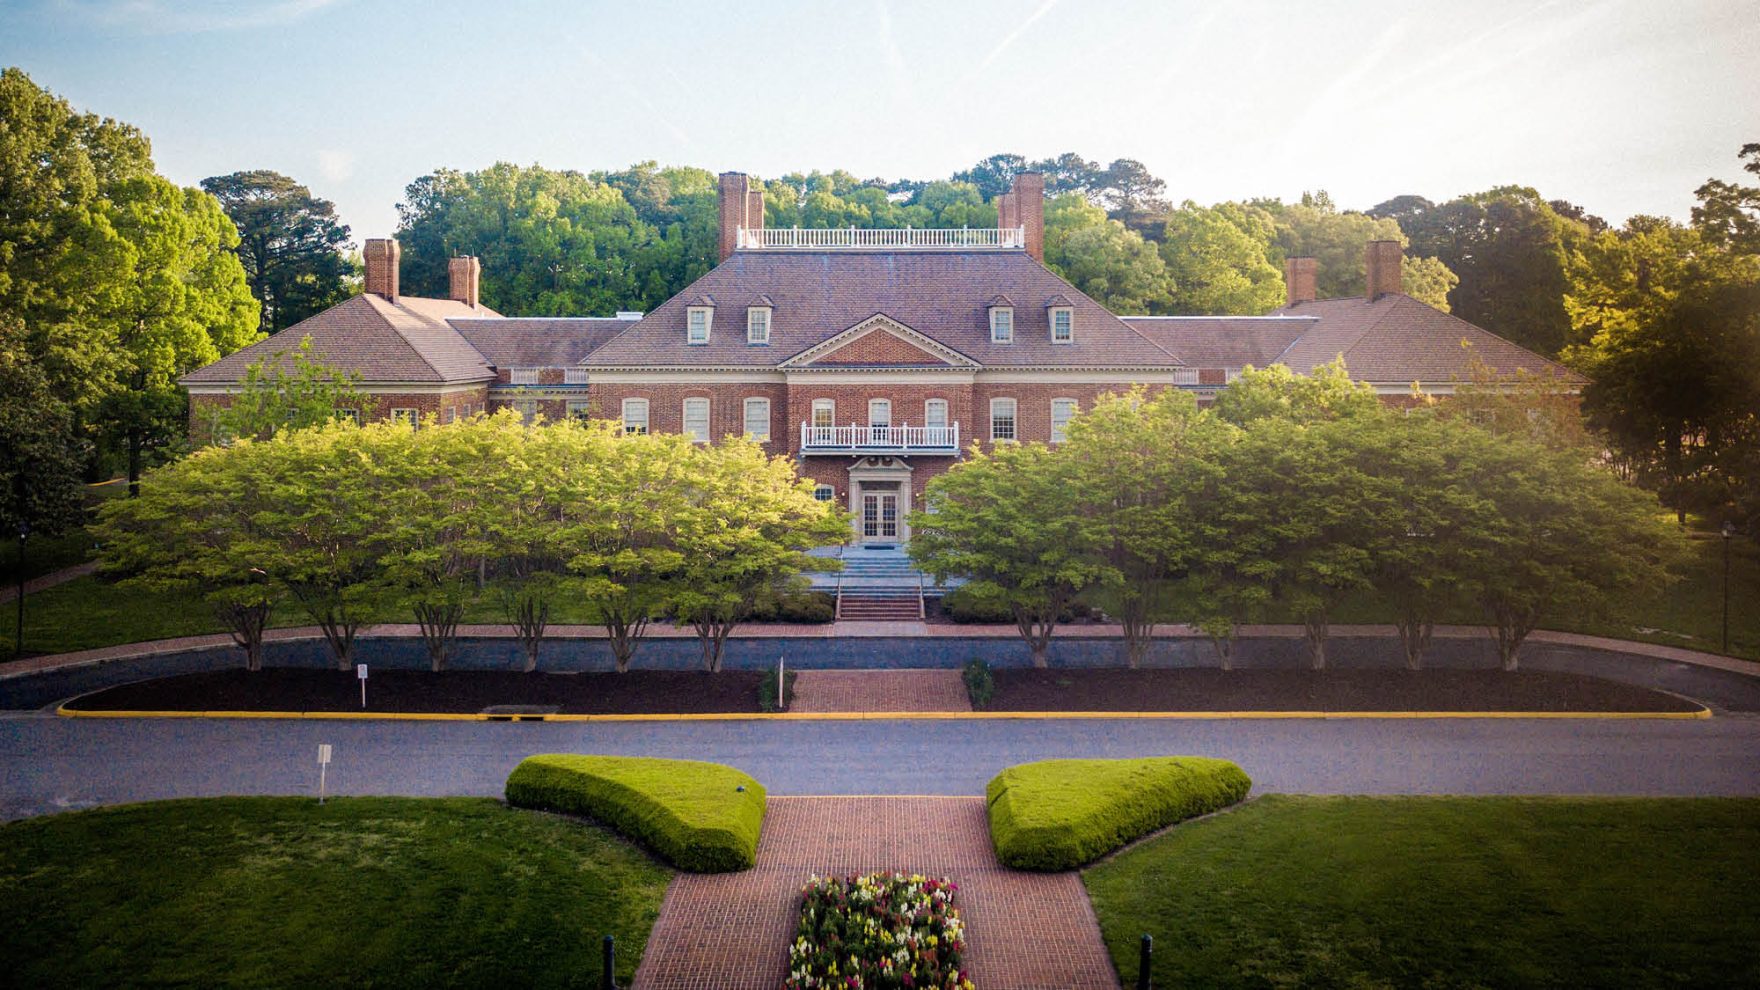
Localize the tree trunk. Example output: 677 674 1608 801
1395 610 1433 671
1118 595 1152 670
218 603 269 672
601 606 649 674
1487 602 1533 671
1208 627 1237 671
501 590 549 673
1303 611 1329 670
413 601 462 672
693 615 736 673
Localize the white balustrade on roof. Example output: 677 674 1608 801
799 422 960 453
737 227 1026 250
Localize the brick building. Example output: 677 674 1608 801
183 171 1576 546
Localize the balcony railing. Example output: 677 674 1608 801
739 227 1025 250
801 422 960 453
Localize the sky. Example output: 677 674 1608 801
4 0 1757 240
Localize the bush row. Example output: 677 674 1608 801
987 757 1252 870
504 754 766 872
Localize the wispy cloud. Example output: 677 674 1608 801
316 149 355 183
875 0 911 98
54 0 345 34
978 0 1062 70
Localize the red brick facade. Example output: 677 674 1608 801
813 331 951 366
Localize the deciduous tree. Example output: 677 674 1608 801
212 335 367 441
201 170 354 333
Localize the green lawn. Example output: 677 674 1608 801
1084 795 1760 989
0 797 672 988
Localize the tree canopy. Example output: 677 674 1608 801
202 170 355 333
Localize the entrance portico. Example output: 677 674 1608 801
846 456 913 546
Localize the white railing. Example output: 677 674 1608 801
739 227 1025 250
1171 367 1200 385
563 368 589 384
801 423 960 452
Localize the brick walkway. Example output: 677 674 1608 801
632 796 1117 990
0 561 96 605
790 669 972 713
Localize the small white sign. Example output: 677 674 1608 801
317 743 332 765
356 664 368 680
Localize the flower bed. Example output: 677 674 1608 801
786 872 975 989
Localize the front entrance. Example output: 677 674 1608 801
847 458 913 546
861 488 899 543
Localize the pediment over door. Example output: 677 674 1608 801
782 315 980 369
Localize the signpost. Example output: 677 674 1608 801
317 743 333 804
357 663 368 709
778 655 787 711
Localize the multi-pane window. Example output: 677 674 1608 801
990 307 1013 342
686 306 712 344
743 397 771 441
683 397 710 442
924 399 948 430
392 408 418 427
336 408 361 425
811 398 835 442
621 398 649 435
747 307 771 344
868 398 891 441
442 407 457 425
1050 398 1078 444
566 400 592 422
513 400 539 424
1050 307 1074 343
813 484 835 502
510 367 539 385
990 397 1017 441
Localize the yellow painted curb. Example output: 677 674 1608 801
56 705 1712 722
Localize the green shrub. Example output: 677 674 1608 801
962 658 995 709
987 757 1251 871
759 668 799 712
941 584 1080 624
748 591 835 623
505 755 766 872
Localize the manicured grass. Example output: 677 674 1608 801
987 757 1251 870
0 796 673 988
506 754 767 872
1084 795 1760 989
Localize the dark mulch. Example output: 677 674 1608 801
68 668 769 715
985 667 1703 713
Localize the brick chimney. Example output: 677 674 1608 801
1365 240 1403 301
448 256 481 309
718 172 763 261
1285 256 1318 306
364 238 400 302
1011 172 1045 262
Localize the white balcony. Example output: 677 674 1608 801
801 422 960 454
739 227 1025 250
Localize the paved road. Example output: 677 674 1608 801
4 710 1758 820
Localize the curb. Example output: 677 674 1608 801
55 705 1712 722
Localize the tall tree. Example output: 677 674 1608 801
201 170 354 333
1093 159 1171 235
1692 142 1760 254
1042 194 1173 313
0 313 87 552
1158 201 1285 314
952 154 1028 201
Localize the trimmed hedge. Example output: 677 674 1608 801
986 757 1251 871
505 754 766 872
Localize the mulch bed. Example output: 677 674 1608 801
985 667 1703 713
67 668 769 715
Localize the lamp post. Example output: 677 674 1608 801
1723 521 1736 655
14 521 27 660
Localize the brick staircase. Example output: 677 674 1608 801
833 549 926 621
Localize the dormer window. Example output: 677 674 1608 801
687 305 712 344
990 307 1014 343
1049 306 1074 344
747 306 771 345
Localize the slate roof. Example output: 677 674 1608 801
450 318 632 368
183 294 500 384
1271 294 1584 382
1120 317 1315 369
581 250 1180 368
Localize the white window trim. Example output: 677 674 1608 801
989 397 1017 442
512 399 539 425
868 398 892 427
1050 397 1077 444
683 397 711 443
621 398 649 435
989 306 1014 343
336 408 361 425
1049 306 1074 344
813 484 835 502
743 396 771 441
391 407 419 426
566 399 592 421
510 367 539 385
923 398 948 428
687 306 713 345
747 306 771 345
811 398 835 426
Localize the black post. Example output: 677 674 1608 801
1724 523 1734 655
601 934 616 990
14 523 26 660
1137 933 1153 990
